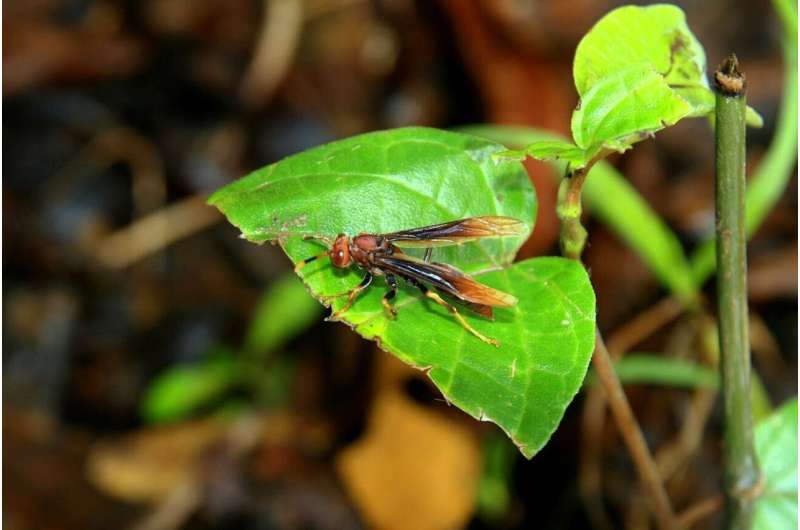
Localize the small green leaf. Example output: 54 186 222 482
210 127 597 457
608 354 718 389
476 432 516 521
571 64 691 152
244 273 323 355
141 349 239 424
571 5 761 154
574 4 709 113
753 398 798 530
746 107 766 128
496 140 598 170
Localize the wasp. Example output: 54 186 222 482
294 216 524 346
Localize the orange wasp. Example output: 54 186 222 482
294 216 524 346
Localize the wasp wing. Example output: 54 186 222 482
375 253 518 311
383 216 525 248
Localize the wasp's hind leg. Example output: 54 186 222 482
381 274 398 320
407 278 500 347
328 272 373 320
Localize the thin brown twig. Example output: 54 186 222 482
606 297 686 359
239 0 303 108
580 296 685 529
655 388 717 481
592 329 679 530
92 195 221 268
579 381 616 530
676 494 724 529
655 314 721 484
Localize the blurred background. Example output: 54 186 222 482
3 0 796 529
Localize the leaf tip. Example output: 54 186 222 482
492 149 526 163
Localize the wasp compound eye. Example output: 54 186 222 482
330 235 351 268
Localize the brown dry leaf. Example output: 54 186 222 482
336 355 481 530
86 417 232 503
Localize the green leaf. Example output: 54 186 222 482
746 107 766 129
495 140 598 170
574 4 709 112
210 127 597 457
607 354 718 389
571 64 691 152
283 250 596 458
571 4 759 154
244 273 323 355
141 349 239 424
753 398 798 530
476 432 516 521
305 256 593 459
459 125 698 303
209 127 534 274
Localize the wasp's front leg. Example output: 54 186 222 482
327 272 373 320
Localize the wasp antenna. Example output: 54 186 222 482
301 233 334 246
294 250 330 273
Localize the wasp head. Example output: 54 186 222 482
330 234 351 268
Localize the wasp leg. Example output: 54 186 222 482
408 279 500 347
328 273 373 320
382 274 398 320
423 247 432 262
294 250 329 273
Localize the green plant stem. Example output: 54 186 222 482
690 29 798 284
557 152 606 259
714 55 762 529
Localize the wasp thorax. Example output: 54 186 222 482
330 234 351 268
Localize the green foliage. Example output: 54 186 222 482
244 273 323 354
208 127 534 273
500 4 761 170
753 398 798 530
498 139 594 167
141 348 239 424
573 5 708 111
210 128 597 458
476 432 516 521
464 125 697 303
141 274 322 423
474 0 796 298
608 354 718 389
571 64 690 152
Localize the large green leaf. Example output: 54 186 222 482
209 127 533 274
753 398 798 530
209 127 596 457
